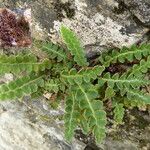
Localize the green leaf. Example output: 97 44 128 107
128 56 150 77
42 42 67 62
105 87 115 99
45 79 60 93
64 87 79 140
114 103 125 124
77 83 107 143
0 75 45 100
0 54 51 74
99 72 150 90
99 43 150 67
61 26 88 66
125 89 150 104
62 66 105 85
123 98 146 109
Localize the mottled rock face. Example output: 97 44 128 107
123 0 150 27
1 0 149 52
0 99 85 150
52 0 149 55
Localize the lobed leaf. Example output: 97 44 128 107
128 56 150 77
62 66 105 85
0 75 45 100
113 103 125 124
77 83 107 143
123 98 147 109
125 88 150 104
45 79 59 93
64 87 79 140
99 72 150 90
0 54 51 74
61 26 88 66
99 43 150 67
42 42 67 62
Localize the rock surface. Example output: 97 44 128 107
0 98 85 150
123 0 150 27
1 0 149 54
0 0 150 150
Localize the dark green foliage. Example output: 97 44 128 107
76 83 107 142
45 79 65 93
128 56 150 77
64 87 79 140
0 54 51 74
0 75 44 100
113 103 125 124
125 89 150 104
99 43 150 67
105 86 115 99
61 66 105 85
99 72 149 89
61 26 88 66
0 26 150 144
98 72 150 100
42 42 67 62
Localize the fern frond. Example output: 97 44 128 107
61 26 88 66
125 88 150 104
0 54 51 74
42 42 67 62
61 66 105 85
64 87 79 140
99 43 150 67
80 116 90 134
98 72 150 90
0 75 44 100
123 98 147 109
105 86 115 99
128 56 150 77
45 79 66 93
77 83 107 143
113 103 125 124
45 79 59 93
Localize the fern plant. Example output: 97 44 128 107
0 26 150 144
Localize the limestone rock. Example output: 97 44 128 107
1 0 149 54
123 0 150 27
0 99 85 150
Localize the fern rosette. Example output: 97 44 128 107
0 25 150 145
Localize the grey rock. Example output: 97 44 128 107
51 0 149 56
0 99 85 150
102 139 138 150
123 0 150 27
1 0 149 54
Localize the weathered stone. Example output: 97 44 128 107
0 99 85 150
51 0 149 55
1 0 149 54
123 0 150 27
0 73 13 84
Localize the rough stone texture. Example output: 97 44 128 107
0 99 85 150
1 0 149 54
0 0 150 150
123 0 150 27
52 0 149 55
